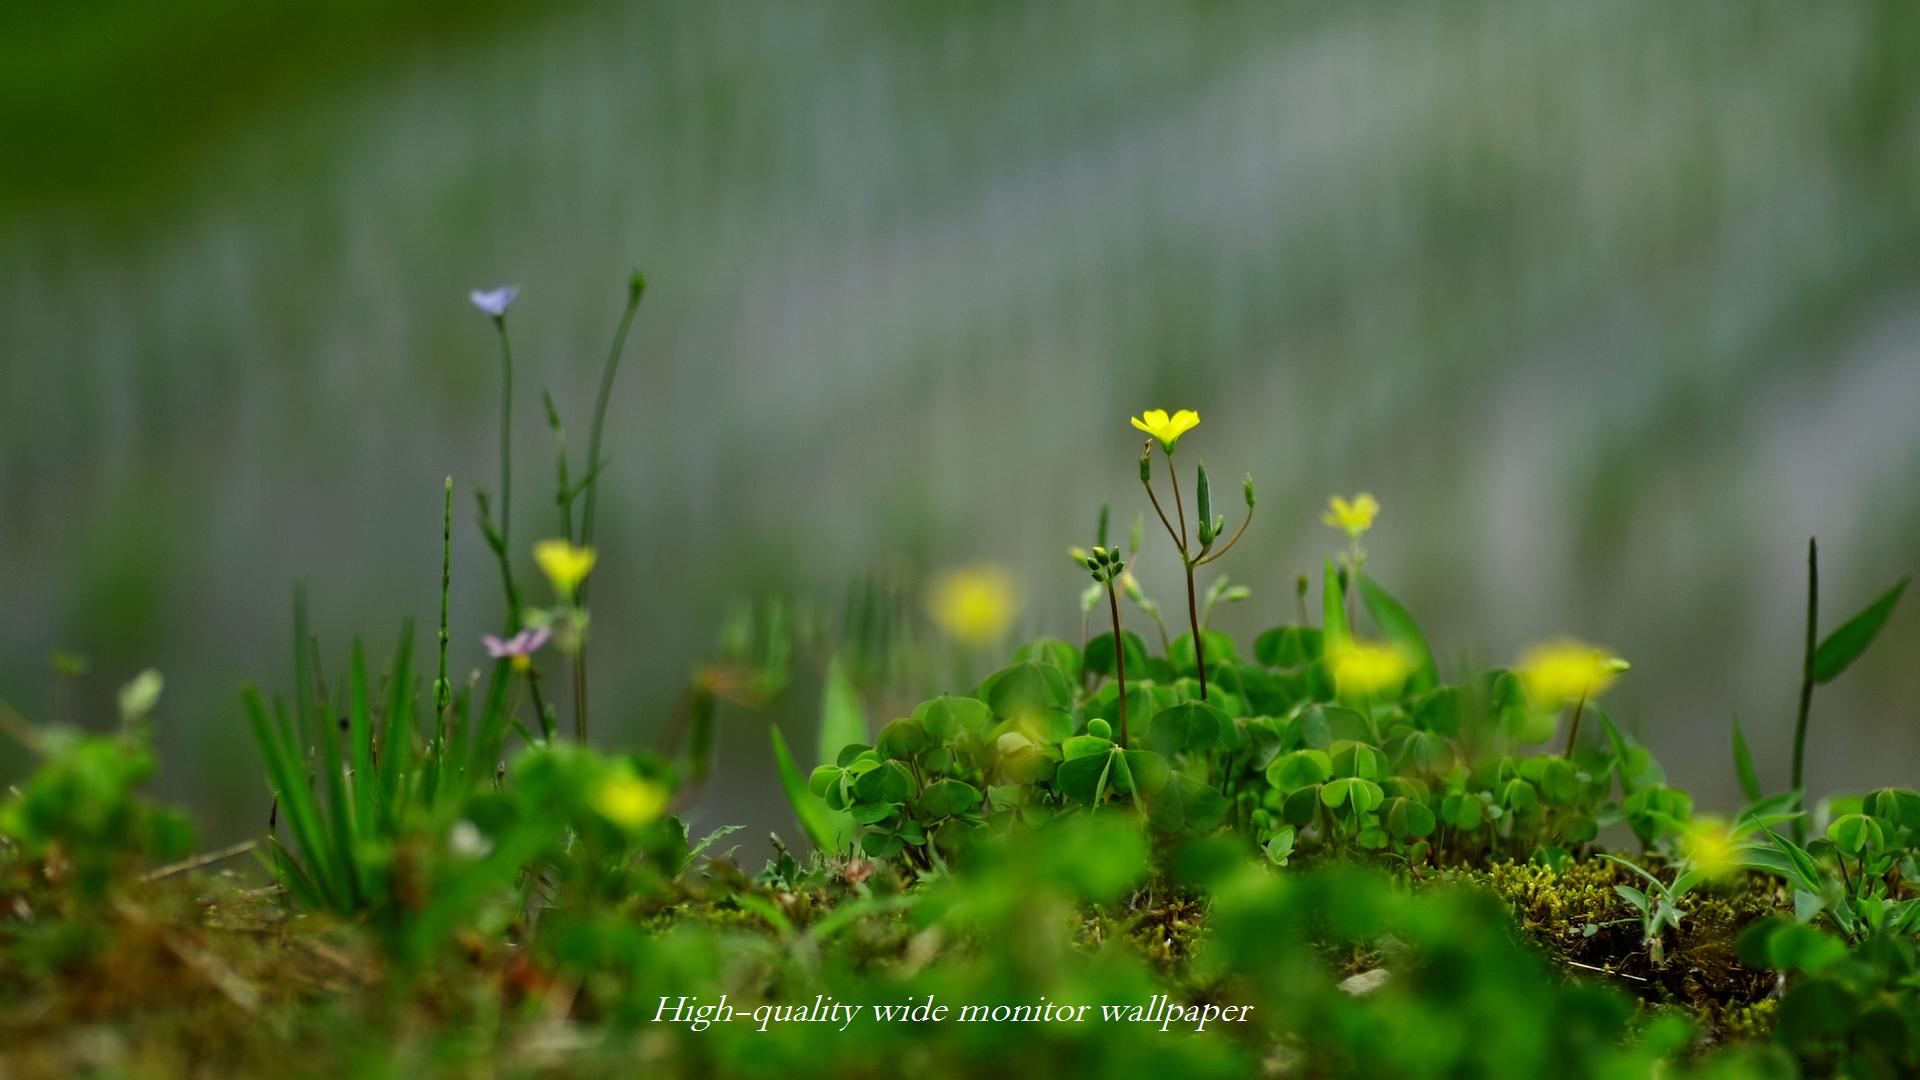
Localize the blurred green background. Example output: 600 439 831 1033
4 0 1919 849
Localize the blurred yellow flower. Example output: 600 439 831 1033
534 539 598 597
1321 493 1380 539
927 564 1021 647
1130 408 1200 451
1330 640 1412 698
592 771 668 830
1683 817 1739 880
1518 639 1628 709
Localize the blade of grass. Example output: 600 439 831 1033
379 623 416 825
817 654 866 767
244 687 343 909
348 639 377 836
771 723 848 854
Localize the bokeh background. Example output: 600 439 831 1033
4 1 1918 852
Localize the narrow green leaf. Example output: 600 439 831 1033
1321 558 1351 654
817 654 868 767
1355 572 1438 692
1730 714 1762 803
1811 575 1909 684
770 724 850 854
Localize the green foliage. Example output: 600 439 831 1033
1811 575 1909 684
9 388 1917 1077
0 725 192 903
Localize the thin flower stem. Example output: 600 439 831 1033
476 495 524 632
529 673 554 742
571 278 645 745
1107 580 1129 748
1193 508 1252 566
544 391 575 542
436 477 452 722
573 652 588 744
1791 537 1817 843
1165 448 1189 549
1183 558 1208 701
491 316 514 558
1078 608 1091 692
580 279 645 554
1147 606 1171 655
1142 476 1180 555
1161 453 1209 701
1563 689 1590 759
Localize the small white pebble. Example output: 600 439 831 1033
1338 968 1391 996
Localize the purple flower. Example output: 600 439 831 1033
483 626 550 670
469 285 519 317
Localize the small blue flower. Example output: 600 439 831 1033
469 285 519 317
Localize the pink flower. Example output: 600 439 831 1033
482 626 550 671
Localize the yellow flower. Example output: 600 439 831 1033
1683 817 1739 880
1130 408 1200 451
1518 639 1628 710
592 771 668 830
927 564 1021 647
534 539 597 597
1330 640 1412 699
1321 493 1380 539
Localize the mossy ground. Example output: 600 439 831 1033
1454 859 1781 1041
0 841 1828 1079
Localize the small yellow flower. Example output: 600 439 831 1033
927 564 1021 647
1683 817 1739 880
1130 408 1200 451
1321 493 1380 539
534 539 597 597
1329 640 1412 699
592 771 668 830
1518 639 1628 710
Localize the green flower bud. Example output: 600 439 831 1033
1244 473 1256 509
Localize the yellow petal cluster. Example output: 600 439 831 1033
1518 639 1628 710
1130 408 1200 451
593 771 669 830
1330 639 1412 699
534 539 598 597
927 564 1021 647
1683 817 1739 880
1321 493 1380 539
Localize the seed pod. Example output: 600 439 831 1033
1139 448 1152 483
1196 462 1214 536
1244 473 1256 509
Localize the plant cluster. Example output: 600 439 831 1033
4 304 1918 1077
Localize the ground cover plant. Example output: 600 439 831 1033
3 280 1918 1079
